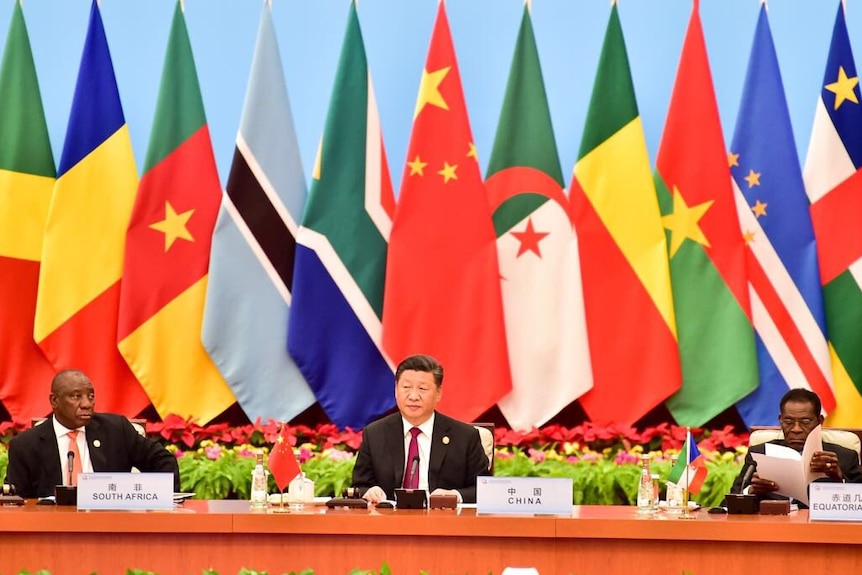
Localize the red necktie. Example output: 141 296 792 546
403 427 421 489
67 430 82 486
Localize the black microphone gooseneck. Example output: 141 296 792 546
408 455 420 489
67 451 75 487
739 464 756 494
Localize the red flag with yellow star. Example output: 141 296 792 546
382 1 512 421
268 424 301 491
653 0 757 426
117 2 235 423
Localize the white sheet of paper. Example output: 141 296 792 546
750 425 827 507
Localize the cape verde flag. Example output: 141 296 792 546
730 4 833 425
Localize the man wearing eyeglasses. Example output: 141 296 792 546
731 388 862 506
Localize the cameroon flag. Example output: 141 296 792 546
118 1 235 423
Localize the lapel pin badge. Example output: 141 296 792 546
93 440 101 448
442 436 450 445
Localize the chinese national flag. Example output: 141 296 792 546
382 1 512 422
268 425 301 492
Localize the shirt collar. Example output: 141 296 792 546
402 412 435 438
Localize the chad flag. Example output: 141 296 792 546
118 1 235 424
34 0 149 416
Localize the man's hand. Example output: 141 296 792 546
430 488 462 504
810 450 844 481
748 473 780 497
362 486 387 503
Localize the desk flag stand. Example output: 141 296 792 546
680 427 695 520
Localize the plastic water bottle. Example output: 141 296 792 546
636 454 655 514
666 455 684 511
250 452 269 510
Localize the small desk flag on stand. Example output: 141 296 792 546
269 425 301 492
668 428 708 494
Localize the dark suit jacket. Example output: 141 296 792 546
351 411 489 503
4 413 180 498
730 439 862 508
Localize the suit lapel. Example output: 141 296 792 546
37 416 63 485
429 413 450 487
385 415 407 489
86 416 108 472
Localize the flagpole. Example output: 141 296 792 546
680 427 695 519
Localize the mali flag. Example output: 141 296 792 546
382 1 512 422
34 0 149 416
486 4 592 431
0 1 57 421
805 2 862 426
118 1 235 423
570 4 681 425
654 0 758 426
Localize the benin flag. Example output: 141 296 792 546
805 2 862 426
118 1 235 423
655 0 758 426
486 4 592 430
382 1 512 422
34 0 149 416
0 1 57 421
570 4 681 425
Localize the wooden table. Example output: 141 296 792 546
1 501 860 574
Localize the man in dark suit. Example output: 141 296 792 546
351 354 489 504
731 388 862 507
4 369 180 498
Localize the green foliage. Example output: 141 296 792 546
0 444 7 485
302 455 356 497
493 450 737 508
179 451 256 500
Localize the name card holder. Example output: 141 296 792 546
77 473 174 510
809 482 862 521
477 476 572 516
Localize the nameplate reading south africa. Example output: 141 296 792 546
77 472 174 510
476 476 573 516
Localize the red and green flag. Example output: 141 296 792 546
655 0 758 426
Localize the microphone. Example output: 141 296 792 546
407 455 419 489
67 451 75 487
739 464 756 494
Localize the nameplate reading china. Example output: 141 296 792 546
476 476 572 516
77 473 174 510
809 482 862 521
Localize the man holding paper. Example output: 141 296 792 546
731 388 862 507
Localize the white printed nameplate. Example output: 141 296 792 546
476 476 572 516
809 482 862 521
77 472 174 510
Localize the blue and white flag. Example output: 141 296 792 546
202 4 314 422
730 4 833 425
288 3 395 429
